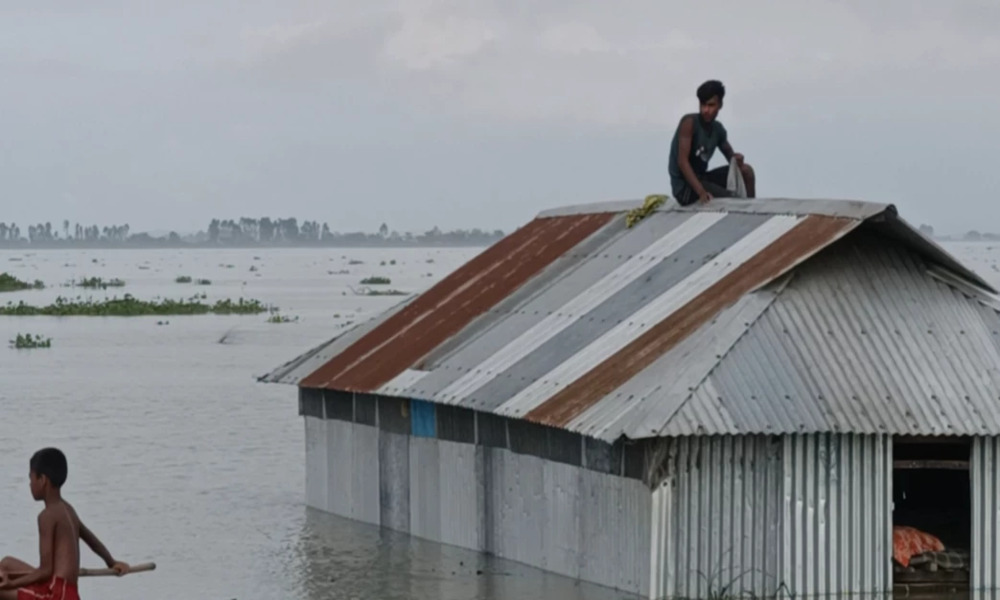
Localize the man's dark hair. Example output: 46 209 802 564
30 447 68 488
697 80 726 104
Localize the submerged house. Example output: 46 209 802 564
263 198 1000 599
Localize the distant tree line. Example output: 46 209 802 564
0 218 505 248
919 223 1000 243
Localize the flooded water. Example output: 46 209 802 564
2 241 998 600
0 247 636 600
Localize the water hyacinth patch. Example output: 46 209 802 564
72 276 125 289
0 294 272 316
0 273 44 292
360 276 391 285
9 333 51 349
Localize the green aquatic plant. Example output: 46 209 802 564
360 276 391 285
175 275 193 283
73 277 125 289
364 288 408 296
0 273 44 292
9 333 51 349
0 294 271 316
267 314 299 323
195 279 212 285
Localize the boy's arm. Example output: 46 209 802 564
2 513 55 589
79 522 116 568
676 117 709 200
719 140 744 166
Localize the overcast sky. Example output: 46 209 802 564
1 1 998 235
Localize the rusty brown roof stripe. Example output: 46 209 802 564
299 213 615 391
524 215 855 427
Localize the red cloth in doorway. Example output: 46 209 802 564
893 525 945 567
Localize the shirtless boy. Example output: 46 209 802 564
0 448 129 600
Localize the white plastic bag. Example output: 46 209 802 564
726 157 748 198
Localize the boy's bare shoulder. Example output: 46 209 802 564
38 501 79 529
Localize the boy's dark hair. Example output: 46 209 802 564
30 447 68 488
697 80 726 104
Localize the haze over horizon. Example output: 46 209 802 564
2 2 998 236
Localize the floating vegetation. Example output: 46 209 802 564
359 287 408 297
195 279 212 285
426 259 435 263
156 320 170 326
73 277 125 289
0 273 44 292
175 276 192 283
0 294 270 316
8 257 22 262
348 259 363 265
9 333 52 349
249 266 258 272
267 314 299 324
360 276 391 285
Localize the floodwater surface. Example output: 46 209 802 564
0 247 637 600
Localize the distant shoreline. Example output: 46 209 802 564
0 241 494 250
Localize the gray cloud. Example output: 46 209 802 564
1 2 998 235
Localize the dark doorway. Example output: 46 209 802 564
893 437 971 598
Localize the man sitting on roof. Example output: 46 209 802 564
668 79 756 206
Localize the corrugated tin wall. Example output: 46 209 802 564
781 434 892 598
307 416 651 595
973 436 1000 597
650 436 783 600
650 434 893 600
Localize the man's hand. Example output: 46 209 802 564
733 152 745 167
110 561 130 576
698 189 713 204
0 568 10 590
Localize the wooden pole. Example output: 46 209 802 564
80 562 156 577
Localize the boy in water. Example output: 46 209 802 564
0 448 129 600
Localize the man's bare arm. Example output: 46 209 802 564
80 522 115 568
720 140 734 161
719 140 744 166
2 513 55 589
676 116 708 197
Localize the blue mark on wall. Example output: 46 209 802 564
411 399 436 438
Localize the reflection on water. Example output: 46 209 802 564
293 509 637 600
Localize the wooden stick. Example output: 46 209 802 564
80 562 156 577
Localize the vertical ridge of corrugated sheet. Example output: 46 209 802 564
650 435 783 600
649 433 891 599
780 434 892 598
659 231 1000 437
973 437 1000 597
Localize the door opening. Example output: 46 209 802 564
892 437 970 597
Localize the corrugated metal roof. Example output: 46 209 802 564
656 231 1000 437
264 197 1000 440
